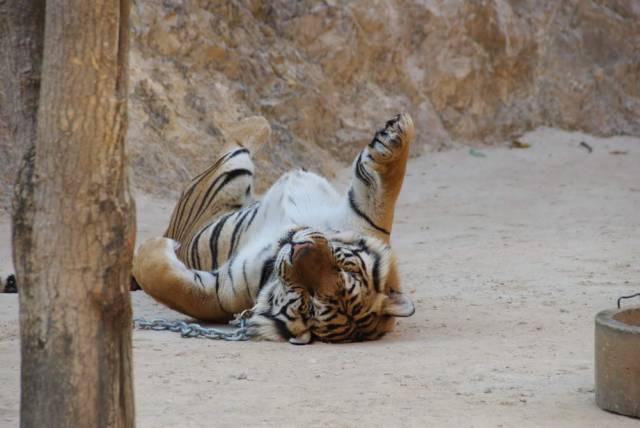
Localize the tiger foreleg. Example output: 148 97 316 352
346 113 414 242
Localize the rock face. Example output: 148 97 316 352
2 0 639 210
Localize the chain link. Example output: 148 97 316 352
133 308 254 341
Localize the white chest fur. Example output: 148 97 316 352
248 170 350 240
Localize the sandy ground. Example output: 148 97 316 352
1 128 639 427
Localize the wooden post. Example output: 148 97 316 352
7 1 136 426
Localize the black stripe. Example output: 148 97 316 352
167 184 196 239
375 137 391 152
167 149 249 239
212 271 220 294
277 297 299 321
354 151 374 186
242 259 252 300
244 201 261 230
351 251 368 274
189 148 247 188
227 207 252 259
190 231 202 269
320 311 339 322
346 281 357 294
386 115 400 128
213 272 230 315
168 155 226 239
170 152 233 239
207 169 253 209
190 168 253 232
319 307 333 316
371 252 381 292
355 312 374 326
208 213 233 270
193 272 205 288
180 189 208 243
258 256 276 290
368 129 388 148
347 189 390 235
227 257 237 296
322 322 349 332
319 325 352 341
228 148 250 159
189 149 236 185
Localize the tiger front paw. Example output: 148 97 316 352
367 113 414 163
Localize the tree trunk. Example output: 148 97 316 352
0 2 44 219
11 1 136 427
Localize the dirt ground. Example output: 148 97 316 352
1 128 639 427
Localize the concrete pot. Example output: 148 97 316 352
595 307 640 418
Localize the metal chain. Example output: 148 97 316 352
133 308 254 341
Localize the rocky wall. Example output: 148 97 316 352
1 0 638 210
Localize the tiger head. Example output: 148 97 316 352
247 228 415 344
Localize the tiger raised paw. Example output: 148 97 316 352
133 113 415 344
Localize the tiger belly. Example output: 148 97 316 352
252 169 345 235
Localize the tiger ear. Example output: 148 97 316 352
383 292 415 317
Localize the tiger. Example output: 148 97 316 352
132 113 416 344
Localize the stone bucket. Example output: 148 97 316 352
595 304 640 418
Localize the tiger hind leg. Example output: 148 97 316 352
164 118 270 265
164 147 255 247
134 155 258 318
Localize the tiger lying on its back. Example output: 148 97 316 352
133 113 415 344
